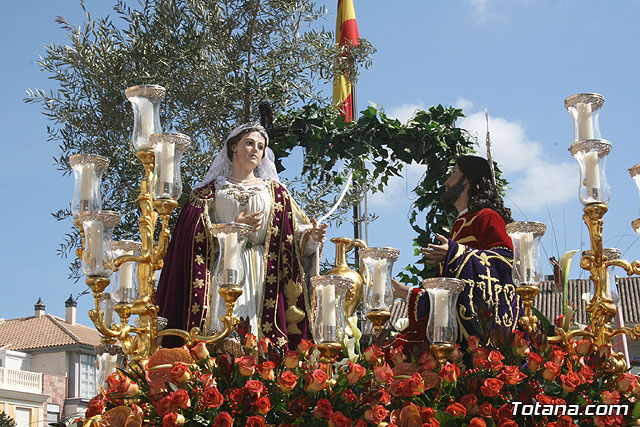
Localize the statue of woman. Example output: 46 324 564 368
156 123 327 349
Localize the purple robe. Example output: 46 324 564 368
155 180 312 349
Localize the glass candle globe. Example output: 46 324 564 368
78 211 121 277
111 240 142 304
569 140 612 205
423 278 465 344
564 93 604 142
151 132 191 200
506 221 547 286
69 154 110 218
125 85 165 151
211 223 254 288
586 248 621 306
311 275 353 343
360 247 400 312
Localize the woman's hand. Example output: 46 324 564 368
392 279 410 300
310 218 328 242
421 234 449 265
234 209 264 230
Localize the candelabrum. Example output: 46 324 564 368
360 247 400 336
423 277 465 367
69 84 240 363
540 92 640 375
506 221 547 333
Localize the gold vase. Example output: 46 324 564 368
325 237 367 318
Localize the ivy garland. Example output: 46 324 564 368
270 103 507 285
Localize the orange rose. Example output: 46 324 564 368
191 342 209 360
560 372 581 393
527 352 545 371
460 393 478 415
246 415 266 427
499 366 527 385
488 350 505 372
602 390 620 405
257 337 272 354
579 365 594 384
162 413 185 427
467 335 482 351
468 417 486 427
258 361 276 381
256 396 271 415
85 396 105 418
363 344 384 363
170 389 191 409
297 338 314 356
549 347 567 365
284 350 301 369
235 355 257 377
616 372 637 392
245 379 266 395
155 396 178 417
438 363 460 383
418 352 437 371
373 364 393 384
169 363 191 384
389 347 405 365
328 411 353 427
278 371 298 392
305 368 328 392
574 338 592 355
478 402 495 418
346 363 367 384
244 333 257 349
480 378 504 398
542 361 561 381
445 402 466 418
472 348 490 369
364 405 387 424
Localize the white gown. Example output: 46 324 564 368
206 177 317 338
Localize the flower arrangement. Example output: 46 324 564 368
83 316 640 427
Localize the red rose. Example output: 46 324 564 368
244 333 257 349
602 390 620 404
258 361 276 381
257 337 272 354
560 371 581 393
418 352 437 370
550 347 567 365
346 362 367 384
460 394 478 415
498 421 518 427
284 350 300 369
390 372 424 397
480 378 504 398
478 402 495 418
445 402 466 418
256 396 271 415
200 372 216 389
246 415 266 427
354 421 367 427
469 417 486 427
527 352 545 371
169 362 191 384
305 368 328 392
278 371 298 392
213 412 233 427
328 411 353 427
200 386 224 408
488 350 505 372
155 396 178 417
579 364 594 384
438 363 460 383
245 379 266 395
467 335 482 351
554 314 565 328
313 398 333 419
364 405 388 424
229 388 245 404
389 346 405 365
542 361 561 381
594 414 626 427
616 372 637 392
235 355 257 377
574 338 592 355
170 389 191 409
499 365 527 385
162 413 185 427
473 348 490 369
497 404 513 421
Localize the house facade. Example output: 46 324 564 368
0 297 102 427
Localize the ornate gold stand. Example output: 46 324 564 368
366 310 391 335
430 343 454 368
317 341 342 392
516 285 540 333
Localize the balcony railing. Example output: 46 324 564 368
0 367 42 394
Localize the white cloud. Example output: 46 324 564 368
466 0 505 25
459 110 576 212
386 103 425 124
455 97 474 111
368 161 427 209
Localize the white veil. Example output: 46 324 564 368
196 123 280 189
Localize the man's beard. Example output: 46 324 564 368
440 178 465 206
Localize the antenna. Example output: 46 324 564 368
485 107 497 190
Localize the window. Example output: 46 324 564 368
80 353 97 398
14 408 31 427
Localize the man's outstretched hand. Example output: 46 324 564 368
421 233 449 265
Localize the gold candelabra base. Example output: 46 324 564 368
317 341 342 392
367 310 391 336
430 343 454 368
516 285 540 333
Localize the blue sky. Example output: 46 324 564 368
2 0 640 327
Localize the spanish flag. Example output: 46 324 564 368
333 0 360 122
